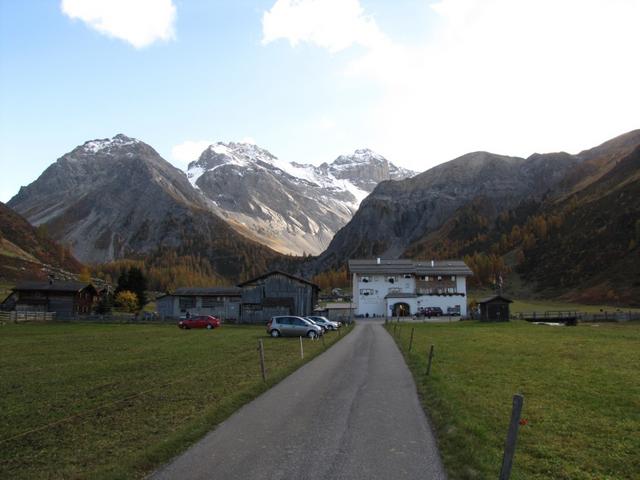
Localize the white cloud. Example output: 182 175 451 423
0 185 17 203
171 140 213 169
61 0 176 48
262 0 387 52
265 0 640 172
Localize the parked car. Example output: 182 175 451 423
267 316 323 338
306 315 340 331
178 315 221 329
304 317 327 333
419 307 443 318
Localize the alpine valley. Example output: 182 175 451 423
4 130 640 303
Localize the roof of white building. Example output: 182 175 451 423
348 259 473 276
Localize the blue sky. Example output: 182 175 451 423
1 0 638 202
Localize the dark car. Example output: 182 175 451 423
178 315 221 329
420 307 443 318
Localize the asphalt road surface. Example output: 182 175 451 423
152 320 446 480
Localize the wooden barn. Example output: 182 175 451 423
11 281 98 317
238 271 319 323
156 287 242 321
478 294 512 322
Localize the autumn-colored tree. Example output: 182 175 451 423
115 266 148 308
312 267 350 291
79 267 91 283
115 290 138 313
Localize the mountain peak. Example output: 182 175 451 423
80 134 140 154
333 148 386 166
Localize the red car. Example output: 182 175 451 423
178 315 221 330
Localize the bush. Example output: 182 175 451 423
115 290 138 313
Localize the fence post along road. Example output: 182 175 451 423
500 394 524 480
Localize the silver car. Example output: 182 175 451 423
267 316 323 339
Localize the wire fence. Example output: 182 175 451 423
517 310 640 323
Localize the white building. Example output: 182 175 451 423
349 258 473 318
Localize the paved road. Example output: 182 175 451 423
152 320 446 480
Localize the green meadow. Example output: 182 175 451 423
388 320 640 480
0 322 352 479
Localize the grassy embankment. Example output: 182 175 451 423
387 320 640 479
0 322 353 479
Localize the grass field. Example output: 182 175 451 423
387 320 640 480
0 322 352 479
507 298 640 315
467 289 640 315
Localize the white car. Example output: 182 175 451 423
306 316 340 331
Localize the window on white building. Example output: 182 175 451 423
360 288 374 296
361 277 369 283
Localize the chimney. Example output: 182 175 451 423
377 258 381 265
431 259 434 267
48 274 54 285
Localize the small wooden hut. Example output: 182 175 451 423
478 295 512 322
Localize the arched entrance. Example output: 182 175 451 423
392 302 411 317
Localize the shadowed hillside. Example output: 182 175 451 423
0 202 83 285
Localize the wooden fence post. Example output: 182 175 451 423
299 336 304 359
426 344 435 376
409 327 415 352
258 339 267 382
499 394 524 480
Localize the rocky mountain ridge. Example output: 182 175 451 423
314 129 640 304
187 142 415 255
8 135 284 284
7 134 414 283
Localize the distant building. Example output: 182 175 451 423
10 281 98 316
478 295 512 322
349 258 473 317
156 287 242 321
315 302 355 323
157 271 319 323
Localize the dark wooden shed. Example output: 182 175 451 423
238 271 319 323
478 295 512 322
12 281 98 317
